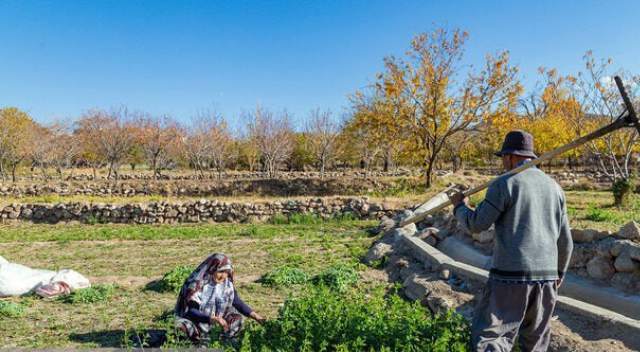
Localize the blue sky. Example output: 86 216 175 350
1 0 639 130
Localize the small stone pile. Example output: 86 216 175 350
0 197 393 224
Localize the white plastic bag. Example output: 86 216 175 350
0 256 90 296
48 269 91 290
0 259 56 296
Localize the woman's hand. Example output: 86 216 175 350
212 315 229 331
250 311 266 324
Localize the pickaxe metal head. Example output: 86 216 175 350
614 76 640 134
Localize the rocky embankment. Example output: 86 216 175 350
363 211 640 352
389 211 640 293
367 209 640 293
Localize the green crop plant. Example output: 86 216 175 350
158 265 194 293
61 284 116 304
0 301 25 318
237 286 470 351
260 265 309 287
312 263 359 291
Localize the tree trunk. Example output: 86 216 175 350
11 164 17 183
152 159 158 181
425 158 435 189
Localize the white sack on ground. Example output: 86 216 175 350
0 255 90 297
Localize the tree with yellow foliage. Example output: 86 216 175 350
348 89 410 172
372 28 521 187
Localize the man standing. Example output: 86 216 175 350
450 130 573 352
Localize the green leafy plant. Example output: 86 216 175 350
312 263 359 291
238 225 259 237
158 265 194 293
288 213 323 225
268 214 289 225
333 211 358 222
238 286 470 351
61 284 116 304
260 265 309 287
0 300 25 318
269 212 361 225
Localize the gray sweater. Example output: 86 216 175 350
454 167 573 281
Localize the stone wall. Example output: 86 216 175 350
8 169 421 182
0 169 607 199
409 213 640 293
0 177 415 198
0 197 394 225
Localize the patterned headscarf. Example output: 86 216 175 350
175 253 234 317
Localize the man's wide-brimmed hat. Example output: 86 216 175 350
494 130 537 158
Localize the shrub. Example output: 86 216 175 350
312 263 359 291
585 205 615 222
261 265 309 287
613 177 634 207
0 301 25 318
239 286 470 351
158 265 194 293
61 284 116 304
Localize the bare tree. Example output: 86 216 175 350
137 114 180 180
75 108 135 182
575 52 640 182
247 106 294 177
181 110 233 178
29 124 56 179
305 108 340 178
49 124 80 179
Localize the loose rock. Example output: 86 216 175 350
586 256 616 280
618 221 640 241
364 243 392 265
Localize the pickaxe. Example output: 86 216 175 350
400 76 639 227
